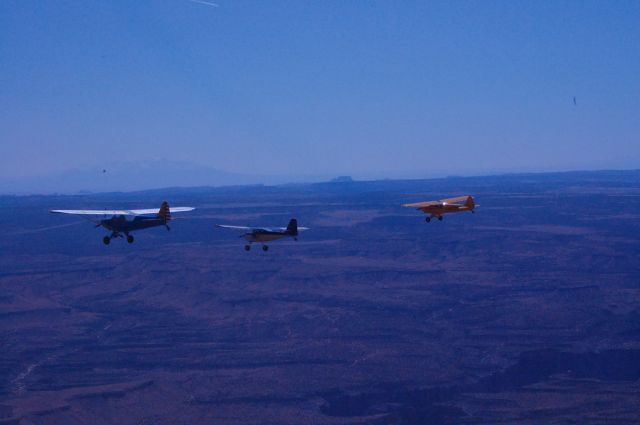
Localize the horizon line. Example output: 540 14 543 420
1 167 638 198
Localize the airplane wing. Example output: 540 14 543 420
402 201 442 208
50 209 135 216
275 226 310 231
439 196 469 204
168 207 195 213
216 224 309 232
403 196 470 208
216 224 254 231
127 207 195 215
50 207 195 216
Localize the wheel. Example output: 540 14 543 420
127 235 134 244
425 217 431 223
244 245 251 251
262 245 269 252
102 236 111 245
438 216 443 221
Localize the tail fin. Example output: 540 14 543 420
286 218 298 236
465 196 475 209
158 201 171 221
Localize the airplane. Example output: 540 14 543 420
50 201 195 244
216 218 308 251
403 195 477 222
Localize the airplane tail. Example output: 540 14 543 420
465 196 476 210
286 218 298 236
157 201 171 221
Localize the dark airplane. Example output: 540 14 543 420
50 202 195 244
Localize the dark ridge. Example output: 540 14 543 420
475 349 640 392
319 349 640 423
69 381 154 401
188 395 307 406
0 405 14 419
320 385 464 423
32 404 71 417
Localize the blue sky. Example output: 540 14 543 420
1 0 639 182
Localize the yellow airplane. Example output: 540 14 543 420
403 196 476 222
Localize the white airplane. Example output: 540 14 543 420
216 218 308 251
50 201 195 244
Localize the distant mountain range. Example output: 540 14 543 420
0 160 332 194
2 163 638 196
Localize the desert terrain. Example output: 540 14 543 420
1 171 639 424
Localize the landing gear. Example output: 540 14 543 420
127 235 134 244
262 245 269 252
426 216 443 222
102 236 111 245
244 244 251 251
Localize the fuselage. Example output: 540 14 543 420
421 205 472 217
244 230 291 243
100 215 167 234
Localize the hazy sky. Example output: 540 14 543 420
1 0 639 180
